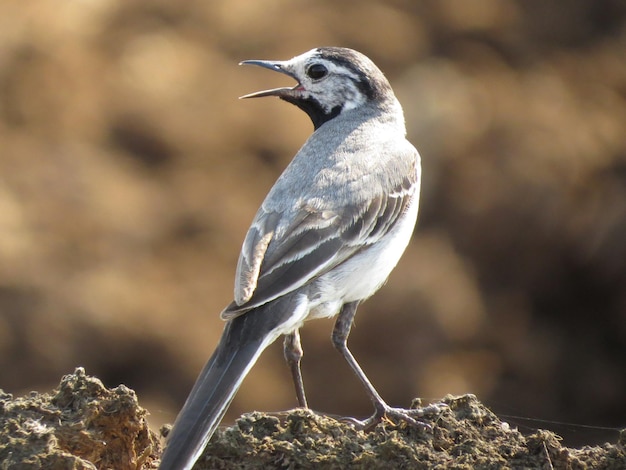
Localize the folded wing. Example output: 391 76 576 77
221 156 418 319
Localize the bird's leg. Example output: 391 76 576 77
283 330 308 408
331 301 433 431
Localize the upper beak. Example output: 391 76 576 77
239 60 300 99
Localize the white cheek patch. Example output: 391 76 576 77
298 61 366 113
323 63 366 111
341 82 366 110
313 79 365 113
285 55 368 114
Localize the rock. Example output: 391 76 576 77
2 370 624 469
0 368 160 470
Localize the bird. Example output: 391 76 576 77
158 47 423 470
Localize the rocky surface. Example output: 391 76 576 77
0 369 160 470
1 370 624 469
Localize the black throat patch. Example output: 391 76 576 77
281 95 342 130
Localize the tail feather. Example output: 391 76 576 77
159 297 301 470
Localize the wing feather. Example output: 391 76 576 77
222 151 419 320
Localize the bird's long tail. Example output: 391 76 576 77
158 297 300 470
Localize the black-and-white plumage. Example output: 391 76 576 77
158 47 423 470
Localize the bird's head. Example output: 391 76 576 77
240 47 395 130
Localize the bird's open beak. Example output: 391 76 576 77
239 60 301 99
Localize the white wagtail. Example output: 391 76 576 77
159 47 423 470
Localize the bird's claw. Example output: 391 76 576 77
342 402 448 432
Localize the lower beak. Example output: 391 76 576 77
239 60 300 99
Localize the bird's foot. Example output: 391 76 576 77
342 401 448 432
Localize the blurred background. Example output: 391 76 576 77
1 0 625 447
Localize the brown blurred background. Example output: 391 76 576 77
1 0 625 447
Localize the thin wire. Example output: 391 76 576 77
497 413 622 432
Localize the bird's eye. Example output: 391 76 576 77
306 63 328 80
